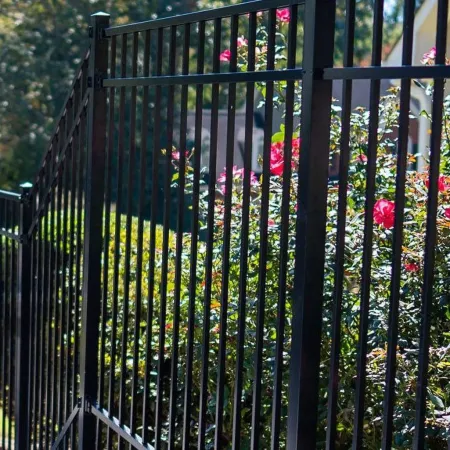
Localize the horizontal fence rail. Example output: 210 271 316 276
104 0 306 36
1 1 450 449
102 65 450 88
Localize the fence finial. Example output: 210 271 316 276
92 11 110 17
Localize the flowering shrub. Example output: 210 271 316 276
101 14 450 448
163 92 450 449
165 30 450 447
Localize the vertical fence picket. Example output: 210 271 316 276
155 24 178 449
326 0 356 447
1 199 6 450
14 183 33 450
182 20 205 450
198 15 222 444
414 1 448 448
271 8 298 449
251 9 276 449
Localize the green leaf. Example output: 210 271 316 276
272 131 285 143
429 391 445 410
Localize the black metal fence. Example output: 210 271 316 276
1 0 450 448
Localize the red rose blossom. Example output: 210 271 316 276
276 8 290 23
373 199 395 229
270 138 301 176
270 142 285 176
292 137 301 158
220 49 231 62
445 207 450 219
356 154 368 163
405 262 420 272
425 175 449 192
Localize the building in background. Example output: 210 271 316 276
384 0 449 171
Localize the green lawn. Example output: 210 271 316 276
0 407 12 445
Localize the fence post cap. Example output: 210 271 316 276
91 11 110 17
19 182 33 190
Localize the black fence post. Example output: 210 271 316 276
78 12 109 449
286 0 336 448
15 182 33 450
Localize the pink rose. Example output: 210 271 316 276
217 165 258 194
276 8 291 23
373 199 395 229
237 36 248 47
220 49 231 62
217 165 243 183
421 47 436 65
172 150 188 161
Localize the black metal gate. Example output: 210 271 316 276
1 0 450 448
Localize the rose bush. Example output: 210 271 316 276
168 23 450 447
166 91 450 448
100 13 450 449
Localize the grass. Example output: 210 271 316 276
0 406 12 445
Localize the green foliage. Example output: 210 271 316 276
101 91 450 448
0 0 207 190
1 0 411 190
2 2 444 447
0 406 12 442
98 24 450 449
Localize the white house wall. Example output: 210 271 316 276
383 0 450 171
